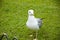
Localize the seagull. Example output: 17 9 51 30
26 9 43 40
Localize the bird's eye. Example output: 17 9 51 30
29 11 31 13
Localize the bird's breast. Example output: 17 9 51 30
26 16 39 30
26 20 39 30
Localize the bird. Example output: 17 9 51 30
26 9 43 40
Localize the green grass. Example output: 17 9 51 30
0 0 60 40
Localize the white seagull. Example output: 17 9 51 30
26 9 43 40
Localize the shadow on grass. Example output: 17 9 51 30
0 0 3 8
55 0 60 7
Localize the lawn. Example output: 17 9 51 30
0 0 60 40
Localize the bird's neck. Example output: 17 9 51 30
28 15 35 18
28 15 35 21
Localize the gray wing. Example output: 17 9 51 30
36 18 42 28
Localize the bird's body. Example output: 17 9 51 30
36 18 42 28
26 16 39 30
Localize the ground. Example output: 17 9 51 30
0 0 60 40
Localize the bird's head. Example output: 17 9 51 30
28 9 34 16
